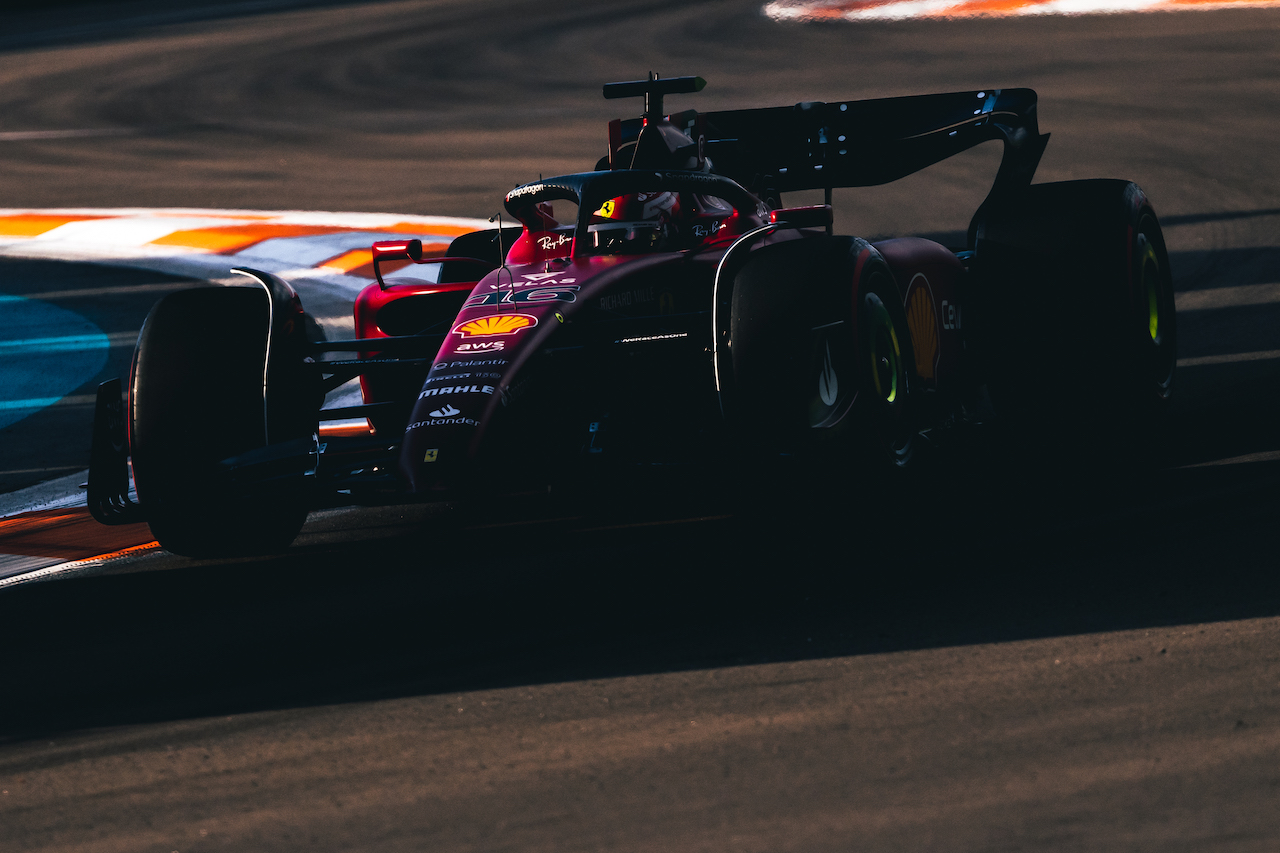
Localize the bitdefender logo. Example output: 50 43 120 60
429 404 461 418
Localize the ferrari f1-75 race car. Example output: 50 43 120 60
88 75 1176 556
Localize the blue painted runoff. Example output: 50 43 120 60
0 293 110 431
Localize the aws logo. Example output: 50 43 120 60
453 341 506 353
451 314 537 338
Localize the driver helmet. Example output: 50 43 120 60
588 191 680 254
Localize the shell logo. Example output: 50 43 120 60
452 314 537 338
905 276 938 381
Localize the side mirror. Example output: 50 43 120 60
769 205 833 230
371 239 424 289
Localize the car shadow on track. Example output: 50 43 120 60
3 436 1280 740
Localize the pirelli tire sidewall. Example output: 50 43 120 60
971 179 1176 441
129 287 312 557
728 234 918 469
836 239 919 469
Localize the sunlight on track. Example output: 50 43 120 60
765 0 1278 20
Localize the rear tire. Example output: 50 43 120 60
130 287 313 557
730 236 918 471
971 180 1175 457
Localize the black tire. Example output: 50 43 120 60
729 235 918 469
130 287 313 557
971 180 1176 450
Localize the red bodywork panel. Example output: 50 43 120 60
353 277 475 405
872 238 964 391
396 252 682 493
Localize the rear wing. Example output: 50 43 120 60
611 88 1048 202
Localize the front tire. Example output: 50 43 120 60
130 287 314 557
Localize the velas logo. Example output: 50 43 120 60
452 314 537 338
486 273 576 289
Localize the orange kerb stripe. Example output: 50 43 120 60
774 0 1279 15
149 222 478 254
318 242 450 274
61 540 162 565
382 223 477 237
151 224 367 253
318 248 374 273
0 506 154 560
0 511 81 535
0 214 110 237
944 0 1054 14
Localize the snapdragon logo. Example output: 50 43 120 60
506 183 545 201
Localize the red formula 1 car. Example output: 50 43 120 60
88 75 1176 556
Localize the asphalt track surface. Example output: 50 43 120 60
2 1 1280 850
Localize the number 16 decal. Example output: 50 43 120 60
465 286 580 308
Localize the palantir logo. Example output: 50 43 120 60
430 404 461 418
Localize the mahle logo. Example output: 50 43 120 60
452 314 537 338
